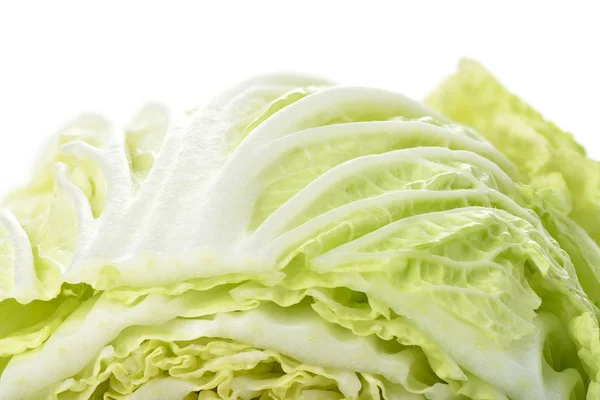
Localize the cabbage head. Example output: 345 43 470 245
1 62 600 400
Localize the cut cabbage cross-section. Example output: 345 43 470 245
1 63 600 399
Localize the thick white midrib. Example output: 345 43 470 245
216 121 520 253
65 80 333 263
259 186 566 272
230 86 450 155
209 124 472 251
177 120 521 247
221 120 518 187
206 309 416 390
256 189 492 260
64 111 236 268
59 138 134 216
239 151 439 248
242 147 518 250
204 122 469 254
56 137 136 269
0 208 37 302
262 121 516 177
312 206 526 261
57 117 188 267
202 74 334 152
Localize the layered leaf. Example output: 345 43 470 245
1 66 599 400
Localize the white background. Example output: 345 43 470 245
1 1 599 197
